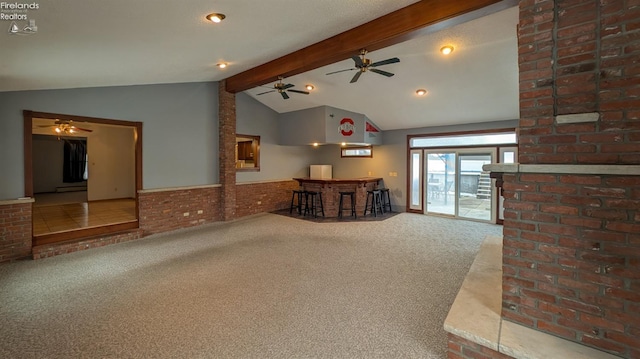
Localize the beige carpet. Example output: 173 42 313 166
0 213 502 358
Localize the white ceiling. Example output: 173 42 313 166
1 0 519 131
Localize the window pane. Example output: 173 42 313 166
410 132 516 148
410 151 421 208
341 146 372 158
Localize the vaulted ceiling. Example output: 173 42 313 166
1 0 520 131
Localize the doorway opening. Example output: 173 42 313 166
24 110 143 246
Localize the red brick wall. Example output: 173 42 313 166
447 334 514 359
518 0 640 165
138 186 222 235
32 229 143 259
219 80 237 221
0 201 33 262
236 180 299 217
502 173 640 356
504 0 640 356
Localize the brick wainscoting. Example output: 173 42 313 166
448 334 514 359
0 199 33 262
32 229 144 259
138 185 222 235
236 180 299 218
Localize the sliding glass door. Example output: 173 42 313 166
426 152 456 216
423 149 495 222
457 152 493 221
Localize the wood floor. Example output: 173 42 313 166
33 193 136 236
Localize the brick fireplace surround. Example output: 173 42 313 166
447 0 639 358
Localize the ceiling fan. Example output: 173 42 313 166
38 119 93 135
255 76 309 99
326 49 400 83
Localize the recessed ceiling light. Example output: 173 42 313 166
305 84 315 91
206 13 226 23
341 142 346 146
440 45 454 55
313 143 319 147
216 63 228 69
416 89 428 96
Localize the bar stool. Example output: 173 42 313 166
364 189 383 217
304 191 325 218
379 188 392 213
338 191 356 219
289 189 305 215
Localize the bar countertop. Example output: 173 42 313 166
293 177 382 185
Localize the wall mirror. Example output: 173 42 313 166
236 134 260 171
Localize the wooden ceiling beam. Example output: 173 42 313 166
224 0 518 93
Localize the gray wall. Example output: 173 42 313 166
314 119 519 211
0 82 219 200
0 78 517 212
236 92 315 182
278 106 327 145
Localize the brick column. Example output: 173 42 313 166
500 0 640 357
219 80 236 221
0 199 33 262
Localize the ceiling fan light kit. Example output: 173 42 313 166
255 76 309 100
326 49 400 84
39 120 93 137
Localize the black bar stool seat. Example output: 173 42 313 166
338 191 356 219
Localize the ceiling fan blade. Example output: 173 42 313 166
352 55 364 68
326 68 355 75
281 91 290 100
73 127 93 132
256 90 276 95
287 89 309 95
371 57 400 67
350 71 362 83
282 83 294 90
370 68 395 77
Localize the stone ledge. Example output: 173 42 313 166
0 197 35 205
443 235 619 359
138 184 222 194
237 178 297 185
483 163 640 176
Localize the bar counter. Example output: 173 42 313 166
293 177 382 217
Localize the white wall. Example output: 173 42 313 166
87 125 135 201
